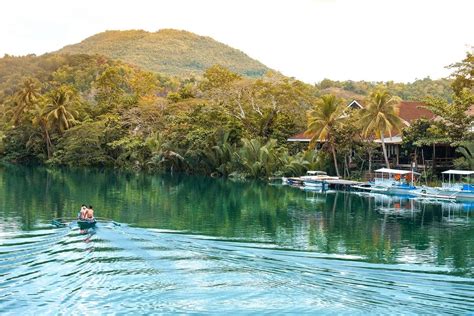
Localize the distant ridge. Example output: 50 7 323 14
56 29 270 78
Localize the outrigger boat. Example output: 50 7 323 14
352 168 420 196
415 170 474 201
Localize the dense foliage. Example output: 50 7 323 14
57 29 269 78
316 77 453 102
0 49 472 179
0 54 321 178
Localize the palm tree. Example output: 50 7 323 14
13 78 40 123
456 141 474 169
30 104 53 159
359 88 405 168
229 138 284 178
306 94 346 177
44 86 79 133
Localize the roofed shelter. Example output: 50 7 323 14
288 99 456 169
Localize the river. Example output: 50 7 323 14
0 166 473 314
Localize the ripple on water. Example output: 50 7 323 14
0 223 473 314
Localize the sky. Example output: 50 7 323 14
1 0 473 83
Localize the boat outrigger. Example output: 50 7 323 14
352 168 420 196
415 170 474 201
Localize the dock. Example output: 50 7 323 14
281 176 364 191
323 179 364 191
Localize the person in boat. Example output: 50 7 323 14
78 205 88 220
84 205 95 221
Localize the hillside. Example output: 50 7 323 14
56 29 270 78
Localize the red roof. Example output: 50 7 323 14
287 131 313 142
396 101 435 123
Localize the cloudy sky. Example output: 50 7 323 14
1 0 472 83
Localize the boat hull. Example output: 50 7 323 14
414 187 474 201
77 219 96 229
385 187 418 196
351 183 417 196
456 191 474 201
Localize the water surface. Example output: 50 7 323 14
0 166 473 314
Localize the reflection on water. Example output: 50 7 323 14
0 165 473 313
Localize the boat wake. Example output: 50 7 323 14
0 222 473 314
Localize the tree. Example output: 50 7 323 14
359 88 404 168
94 65 135 114
233 138 282 178
44 85 80 134
200 65 241 91
13 78 41 124
423 90 473 144
455 141 474 170
306 94 346 176
332 111 361 177
30 104 53 159
54 121 112 166
448 52 474 97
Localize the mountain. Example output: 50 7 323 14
56 29 270 78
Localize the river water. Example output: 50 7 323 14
0 166 473 314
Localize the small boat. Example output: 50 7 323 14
413 170 474 201
285 177 305 187
77 219 97 229
353 168 419 196
301 171 338 190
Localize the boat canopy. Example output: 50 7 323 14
441 170 474 175
306 170 327 175
374 168 421 175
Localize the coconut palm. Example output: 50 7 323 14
359 88 405 168
44 86 79 133
232 138 283 178
306 94 346 177
13 78 41 123
29 104 53 159
456 141 474 169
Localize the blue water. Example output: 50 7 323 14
0 166 473 314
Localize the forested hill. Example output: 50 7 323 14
56 29 270 78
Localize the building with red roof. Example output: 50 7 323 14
288 100 456 168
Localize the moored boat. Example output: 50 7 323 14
352 168 419 196
440 170 474 201
283 170 338 189
413 170 474 202
301 170 339 190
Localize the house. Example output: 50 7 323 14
288 100 457 169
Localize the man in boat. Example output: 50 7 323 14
84 205 95 220
78 205 87 219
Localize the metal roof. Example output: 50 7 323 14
374 135 403 144
375 168 421 175
307 170 327 175
441 170 474 175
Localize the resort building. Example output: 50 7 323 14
288 100 458 169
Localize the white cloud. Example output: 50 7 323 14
0 0 472 83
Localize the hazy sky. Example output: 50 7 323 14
1 0 472 83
